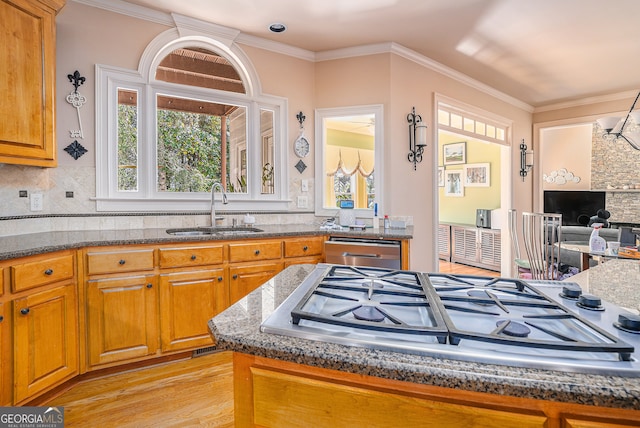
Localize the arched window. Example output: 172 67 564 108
96 33 288 212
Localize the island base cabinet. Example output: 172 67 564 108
158 269 225 352
233 353 640 428
86 275 158 368
13 284 78 404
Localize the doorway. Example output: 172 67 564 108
434 95 513 276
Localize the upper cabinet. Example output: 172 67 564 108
0 0 65 167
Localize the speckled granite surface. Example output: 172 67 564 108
568 259 640 314
209 264 640 411
0 225 413 261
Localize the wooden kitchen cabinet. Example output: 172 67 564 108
13 283 78 403
0 0 65 167
228 262 283 307
158 268 225 352
283 236 324 267
85 274 158 368
0 302 8 406
451 225 501 271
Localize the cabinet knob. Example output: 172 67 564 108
20 308 30 315
146 283 153 289
303 246 308 251
119 259 126 265
217 276 223 282
44 268 54 275
191 254 197 261
232 274 238 280
254 249 260 255
0 315 4 322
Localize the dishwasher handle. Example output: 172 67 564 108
342 252 381 259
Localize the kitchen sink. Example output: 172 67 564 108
166 226 263 236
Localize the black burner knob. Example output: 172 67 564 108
561 283 582 299
618 313 640 332
578 294 602 309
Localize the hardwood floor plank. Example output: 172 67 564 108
48 351 234 427
438 260 498 277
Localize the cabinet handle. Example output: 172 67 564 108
146 283 153 288
20 308 30 315
44 268 53 275
232 274 238 280
217 276 223 282
303 246 308 251
0 315 4 322
254 249 260 255
119 259 126 265
191 254 197 261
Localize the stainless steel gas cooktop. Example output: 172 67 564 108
260 264 640 377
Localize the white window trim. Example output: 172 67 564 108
94 31 289 212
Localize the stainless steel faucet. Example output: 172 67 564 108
210 182 228 227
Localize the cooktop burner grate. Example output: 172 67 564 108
289 267 634 361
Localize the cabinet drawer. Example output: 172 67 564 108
86 249 155 275
11 253 74 292
284 237 324 258
159 245 224 268
228 241 282 263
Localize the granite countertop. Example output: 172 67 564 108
209 264 640 411
566 259 640 314
0 224 413 261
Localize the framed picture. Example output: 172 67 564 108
443 142 466 165
438 166 444 187
463 163 490 187
444 170 464 197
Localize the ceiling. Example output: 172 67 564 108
117 0 640 108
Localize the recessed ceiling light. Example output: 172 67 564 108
268 23 287 33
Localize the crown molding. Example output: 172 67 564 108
533 90 640 113
72 0 533 112
71 0 173 26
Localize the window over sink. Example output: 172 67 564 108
96 34 288 212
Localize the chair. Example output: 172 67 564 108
508 209 531 279
522 212 563 280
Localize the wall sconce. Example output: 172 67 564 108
520 139 533 181
407 106 427 170
596 91 640 150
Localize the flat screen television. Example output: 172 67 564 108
543 191 606 226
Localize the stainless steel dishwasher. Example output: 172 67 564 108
324 237 402 269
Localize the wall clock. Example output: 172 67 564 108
294 134 310 158
294 111 310 158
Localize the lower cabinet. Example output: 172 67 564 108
13 284 78 403
451 225 501 271
158 268 225 352
438 224 451 261
86 274 159 368
228 262 283 307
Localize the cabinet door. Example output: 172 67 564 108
283 237 324 258
228 240 282 263
438 224 451 261
13 284 78 403
0 302 8 406
228 262 283 307
0 0 63 166
86 274 158 368
451 227 478 265
159 269 224 352
479 229 501 271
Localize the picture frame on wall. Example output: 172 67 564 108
443 142 466 165
463 163 490 187
444 170 464 197
438 166 444 187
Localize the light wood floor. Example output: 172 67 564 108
438 260 498 277
46 262 494 427
48 351 234 427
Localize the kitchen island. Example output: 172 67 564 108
208 263 640 427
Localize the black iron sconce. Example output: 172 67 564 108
407 106 428 170
519 139 533 181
